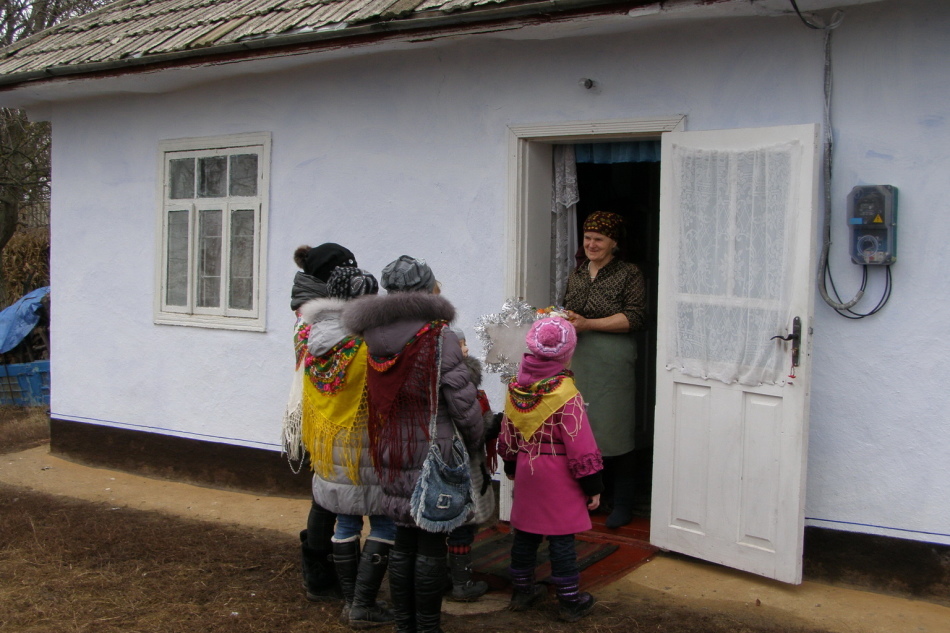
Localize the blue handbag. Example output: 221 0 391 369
409 330 474 533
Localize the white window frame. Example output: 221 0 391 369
153 132 270 332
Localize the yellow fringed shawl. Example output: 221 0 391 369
301 338 369 484
504 374 579 441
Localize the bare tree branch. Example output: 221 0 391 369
0 0 108 303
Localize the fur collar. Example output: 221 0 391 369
342 292 456 334
464 355 483 388
298 297 348 325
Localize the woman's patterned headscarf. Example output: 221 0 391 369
582 211 623 241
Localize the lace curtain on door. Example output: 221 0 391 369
664 141 801 386
551 145 579 304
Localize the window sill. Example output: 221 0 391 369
154 313 266 332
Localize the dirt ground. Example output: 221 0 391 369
0 407 945 633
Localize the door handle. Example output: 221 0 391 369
770 316 801 367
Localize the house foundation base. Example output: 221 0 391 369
803 527 950 604
49 418 311 497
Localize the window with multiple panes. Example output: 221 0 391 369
156 133 270 331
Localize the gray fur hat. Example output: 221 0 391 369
381 255 436 293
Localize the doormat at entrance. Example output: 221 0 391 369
470 525 656 591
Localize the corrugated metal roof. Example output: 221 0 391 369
13 0 676 85
0 0 626 84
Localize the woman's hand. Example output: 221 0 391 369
587 494 601 511
565 311 589 332
565 311 628 334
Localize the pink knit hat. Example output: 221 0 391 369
525 316 577 363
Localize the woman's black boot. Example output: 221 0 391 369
332 539 361 621
414 553 447 633
605 452 638 528
349 539 394 629
301 529 340 601
387 549 416 633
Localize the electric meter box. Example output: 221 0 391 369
848 185 897 265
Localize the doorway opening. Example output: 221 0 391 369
502 116 683 543
572 142 660 527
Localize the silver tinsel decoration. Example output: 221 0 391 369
474 298 543 382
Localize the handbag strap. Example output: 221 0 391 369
426 325 444 449
426 326 464 449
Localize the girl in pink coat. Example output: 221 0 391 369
498 316 604 622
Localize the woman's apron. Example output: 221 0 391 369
571 330 637 457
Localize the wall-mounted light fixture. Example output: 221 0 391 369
579 78 595 90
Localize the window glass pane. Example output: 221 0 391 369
166 209 189 306
198 156 227 198
197 209 222 308
169 158 195 199
229 154 258 197
229 209 255 310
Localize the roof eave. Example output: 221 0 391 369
0 0 645 90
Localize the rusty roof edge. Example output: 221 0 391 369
0 0 652 90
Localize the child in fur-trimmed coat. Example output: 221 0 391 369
498 316 604 623
444 327 501 602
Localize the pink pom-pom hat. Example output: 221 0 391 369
525 316 577 363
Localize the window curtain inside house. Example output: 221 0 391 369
664 140 801 386
551 145 579 304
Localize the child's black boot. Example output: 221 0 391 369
507 566 546 611
551 574 596 622
448 548 488 602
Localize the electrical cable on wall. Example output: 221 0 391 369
788 1 893 318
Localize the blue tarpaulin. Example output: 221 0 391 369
0 286 50 354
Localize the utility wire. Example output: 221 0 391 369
790 2 891 317
789 0 825 29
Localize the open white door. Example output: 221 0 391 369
651 124 819 584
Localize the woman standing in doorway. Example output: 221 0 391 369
563 211 646 529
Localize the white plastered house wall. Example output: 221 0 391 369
10 0 947 550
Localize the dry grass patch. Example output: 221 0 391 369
0 405 49 454
0 485 348 633
0 483 832 633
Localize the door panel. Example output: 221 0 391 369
651 124 819 584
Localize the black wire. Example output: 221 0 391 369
825 262 892 319
789 0 824 29
824 259 865 318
